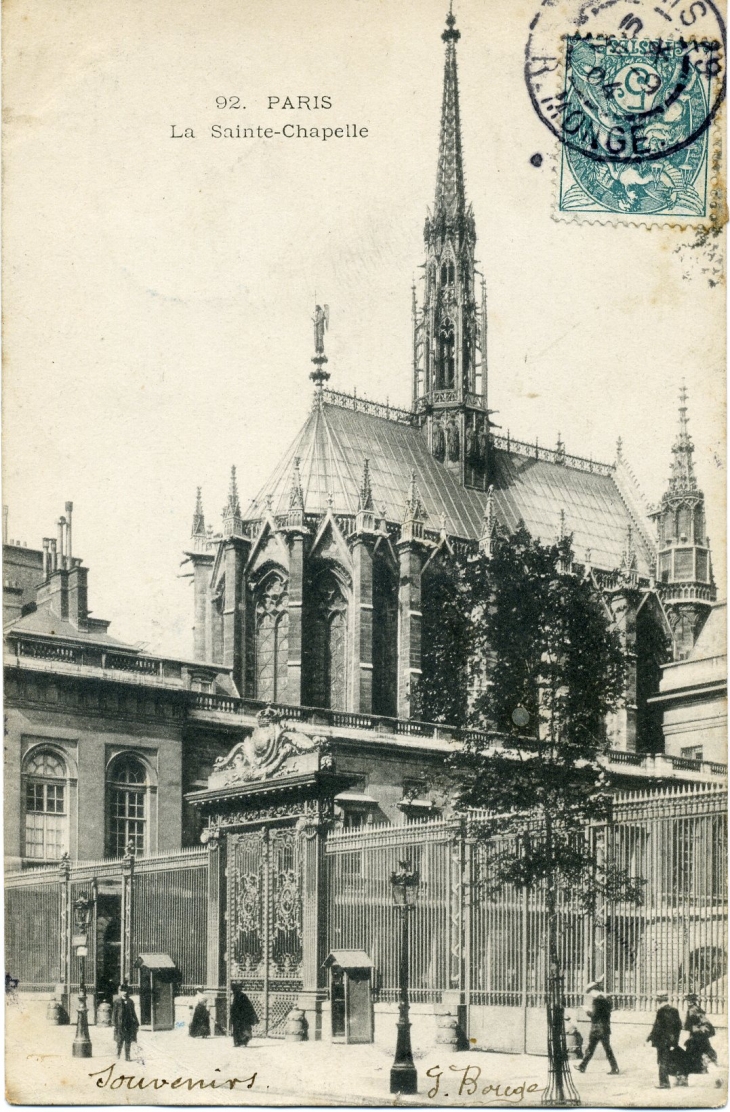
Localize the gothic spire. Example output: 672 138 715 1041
222 465 244 537
225 465 241 518
289 457 305 513
358 458 374 512
435 8 466 221
479 485 498 556
668 382 697 494
191 486 205 538
404 470 427 524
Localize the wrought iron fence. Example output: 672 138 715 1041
5 784 727 1024
5 847 208 1001
325 784 728 1015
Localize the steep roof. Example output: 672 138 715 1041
245 396 654 576
689 602 727 661
5 607 127 647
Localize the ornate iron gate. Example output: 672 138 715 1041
227 825 303 1037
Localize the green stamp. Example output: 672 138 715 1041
558 36 717 218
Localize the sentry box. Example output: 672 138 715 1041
134 953 178 1031
323 950 374 1044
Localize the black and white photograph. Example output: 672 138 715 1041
2 0 727 1105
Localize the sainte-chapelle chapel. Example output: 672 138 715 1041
3 9 725 1043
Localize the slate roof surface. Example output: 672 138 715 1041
5 608 127 647
245 397 653 575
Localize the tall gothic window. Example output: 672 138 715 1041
438 319 455 390
677 504 692 541
372 558 398 718
254 572 289 703
304 566 348 710
106 755 147 858
23 750 68 860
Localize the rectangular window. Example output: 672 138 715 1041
24 782 66 859
109 788 146 857
681 746 703 762
696 551 708 582
673 549 694 580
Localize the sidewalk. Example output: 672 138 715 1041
5 1001 727 1108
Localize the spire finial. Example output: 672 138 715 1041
310 303 331 389
619 524 638 586
222 466 243 537
403 470 427 525
225 466 241 518
289 457 305 513
435 6 465 218
479 485 497 557
442 4 460 42
192 486 206 538
668 381 697 493
358 458 374 512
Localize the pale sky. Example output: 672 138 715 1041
3 0 725 658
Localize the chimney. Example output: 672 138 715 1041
65 502 73 564
67 563 89 630
44 540 68 618
57 517 66 569
42 538 51 580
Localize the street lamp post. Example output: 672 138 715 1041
72 894 93 1058
389 860 419 1095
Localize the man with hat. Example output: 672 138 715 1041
576 978 619 1075
112 983 139 1062
647 992 686 1088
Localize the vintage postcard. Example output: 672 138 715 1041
2 0 727 1107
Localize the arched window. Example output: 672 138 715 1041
106 756 147 858
23 749 67 860
677 504 692 541
440 261 455 287
254 572 289 703
438 319 455 390
304 567 348 710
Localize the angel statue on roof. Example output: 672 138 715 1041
313 303 329 354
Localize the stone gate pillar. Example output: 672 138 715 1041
296 809 330 1040
205 829 227 1035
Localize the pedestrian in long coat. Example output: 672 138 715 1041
683 994 718 1074
112 984 139 1061
648 993 686 1088
576 981 619 1075
189 989 211 1038
230 986 258 1047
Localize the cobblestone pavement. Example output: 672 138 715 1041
4 1002 727 1108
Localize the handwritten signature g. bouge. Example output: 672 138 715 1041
426 1065 540 1103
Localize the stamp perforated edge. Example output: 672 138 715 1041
547 36 727 231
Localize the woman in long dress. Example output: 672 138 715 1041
230 986 258 1047
189 988 211 1038
683 994 717 1074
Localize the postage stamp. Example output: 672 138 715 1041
525 0 727 225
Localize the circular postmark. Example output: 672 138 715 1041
525 0 726 166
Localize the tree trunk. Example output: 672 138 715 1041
543 870 580 1106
